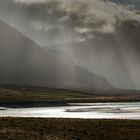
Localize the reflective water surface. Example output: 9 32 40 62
0 102 140 119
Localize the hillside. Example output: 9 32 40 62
0 21 112 91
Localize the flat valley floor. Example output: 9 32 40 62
0 86 140 140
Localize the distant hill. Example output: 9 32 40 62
0 21 112 91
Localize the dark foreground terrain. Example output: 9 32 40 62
0 86 140 140
0 118 139 140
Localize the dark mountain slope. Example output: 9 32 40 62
0 21 112 90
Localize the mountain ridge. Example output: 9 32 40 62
0 20 113 91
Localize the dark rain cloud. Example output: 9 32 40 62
0 0 140 46
0 0 140 89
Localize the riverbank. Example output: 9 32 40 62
0 118 139 140
0 86 140 108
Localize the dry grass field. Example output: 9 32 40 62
0 118 140 140
0 86 140 108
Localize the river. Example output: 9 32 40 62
0 102 140 119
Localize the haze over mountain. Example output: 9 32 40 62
0 0 140 89
0 21 112 90
71 20 140 89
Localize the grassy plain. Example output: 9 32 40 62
0 86 140 107
0 118 140 140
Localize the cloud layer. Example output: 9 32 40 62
0 0 140 89
11 0 140 44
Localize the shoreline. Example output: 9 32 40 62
0 100 140 108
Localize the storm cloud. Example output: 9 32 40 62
0 0 140 46
0 0 140 89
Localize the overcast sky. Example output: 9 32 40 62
0 0 139 46
0 0 140 89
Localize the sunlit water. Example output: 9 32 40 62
0 102 140 119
